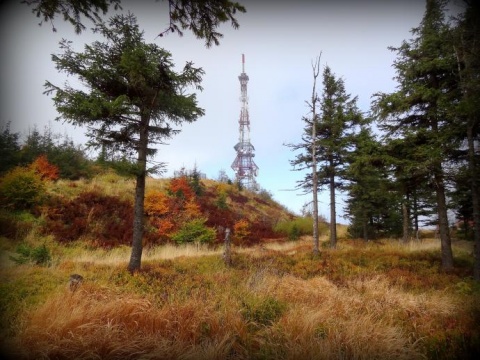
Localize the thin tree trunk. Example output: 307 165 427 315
311 55 321 256
434 165 454 271
128 117 149 273
312 127 319 255
402 202 409 243
329 170 337 248
413 188 419 241
468 124 480 280
363 210 368 242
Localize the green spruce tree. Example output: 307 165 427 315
452 0 480 280
289 64 362 249
373 0 459 270
45 13 205 272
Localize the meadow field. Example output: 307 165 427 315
1 234 479 359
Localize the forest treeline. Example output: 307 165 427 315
288 0 479 275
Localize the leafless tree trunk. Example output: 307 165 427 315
310 54 322 255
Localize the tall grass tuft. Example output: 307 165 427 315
6 284 247 360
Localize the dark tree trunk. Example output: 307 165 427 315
363 211 368 242
329 169 337 248
413 188 419 241
468 124 480 280
434 165 454 271
402 202 409 243
128 117 149 273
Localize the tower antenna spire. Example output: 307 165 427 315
231 54 258 189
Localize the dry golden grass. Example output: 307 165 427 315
5 283 244 359
55 243 222 267
4 269 466 360
47 175 169 202
2 236 478 359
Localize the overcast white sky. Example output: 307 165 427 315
1 0 441 220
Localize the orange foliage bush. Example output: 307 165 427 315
150 218 175 239
30 154 59 181
233 219 251 245
145 180 204 242
144 190 169 216
184 198 201 219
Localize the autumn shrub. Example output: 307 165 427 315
229 191 249 204
29 154 59 181
171 218 216 245
183 198 202 219
43 191 138 247
233 219 251 245
144 190 169 216
0 166 45 210
167 176 195 202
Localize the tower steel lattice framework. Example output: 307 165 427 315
231 54 258 189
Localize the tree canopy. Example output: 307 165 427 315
44 12 205 272
23 0 246 47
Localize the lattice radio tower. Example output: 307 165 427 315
231 54 258 189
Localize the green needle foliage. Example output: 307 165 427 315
289 65 363 249
23 0 246 48
44 13 205 272
373 0 460 271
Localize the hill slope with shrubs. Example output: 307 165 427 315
1 162 306 249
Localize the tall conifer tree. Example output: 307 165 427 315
45 13 205 272
289 65 362 249
374 0 459 270
452 0 480 280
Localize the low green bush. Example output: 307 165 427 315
171 218 216 245
10 243 51 266
241 295 286 327
274 217 327 240
0 167 45 210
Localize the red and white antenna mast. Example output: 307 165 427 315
231 54 258 189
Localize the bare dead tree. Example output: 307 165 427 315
310 54 322 255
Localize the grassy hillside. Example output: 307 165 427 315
0 172 297 249
0 173 479 359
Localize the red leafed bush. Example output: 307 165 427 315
167 177 195 202
43 191 135 247
30 154 59 181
